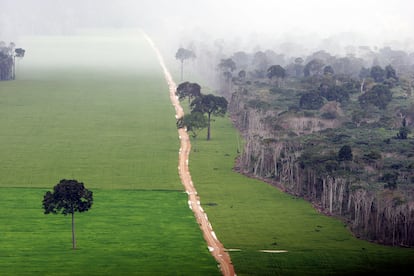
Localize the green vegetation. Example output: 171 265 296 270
0 70 179 189
0 188 218 275
0 33 219 275
43 179 94 249
2 32 414 275
189 117 414 275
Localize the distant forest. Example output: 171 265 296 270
184 42 414 247
0 41 25 81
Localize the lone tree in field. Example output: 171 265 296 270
175 47 195 81
190 94 228 140
43 179 93 249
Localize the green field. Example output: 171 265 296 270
0 32 220 275
0 188 218 275
2 31 414 275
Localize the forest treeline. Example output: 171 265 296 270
0 41 25 80
183 42 414 246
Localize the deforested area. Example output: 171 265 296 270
2 0 414 275
189 42 414 247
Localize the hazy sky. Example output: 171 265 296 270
1 0 413 51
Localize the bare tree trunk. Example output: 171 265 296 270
207 113 211 140
12 55 16 80
72 212 76 249
360 78 365 93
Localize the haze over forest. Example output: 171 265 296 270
2 0 414 274
2 0 414 57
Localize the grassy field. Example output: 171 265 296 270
188 116 414 275
0 188 218 275
0 70 179 189
2 30 414 275
0 32 220 275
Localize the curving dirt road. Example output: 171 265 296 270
143 32 236 276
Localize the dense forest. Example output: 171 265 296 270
184 42 414 247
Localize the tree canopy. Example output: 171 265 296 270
182 112 208 139
176 81 201 103
338 145 353 161
267 65 286 79
358 84 392 110
175 47 195 81
43 179 93 249
190 94 228 140
299 92 324 110
370 65 385 82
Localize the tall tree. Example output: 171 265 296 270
43 179 93 249
294 57 304 77
218 58 236 95
190 94 228 140
175 48 195 81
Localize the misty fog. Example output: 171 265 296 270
2 0 414 57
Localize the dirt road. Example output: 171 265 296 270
143 33 236 276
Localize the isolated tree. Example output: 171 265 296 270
175 47 195 81
43 179 93 249
176 82 201 103
267 65 286 87
190 94 228 140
